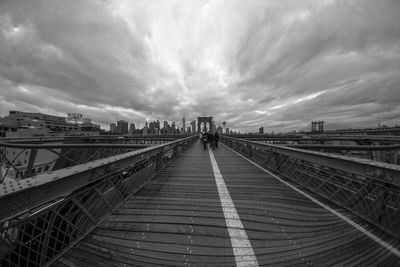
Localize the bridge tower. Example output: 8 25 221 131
197 117 213 133
311 121 324 133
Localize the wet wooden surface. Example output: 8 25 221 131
55 141 400 266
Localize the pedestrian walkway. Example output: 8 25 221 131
55 141 400 266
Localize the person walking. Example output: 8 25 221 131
202 132 208 151
209 132 215 150
214 132 219 149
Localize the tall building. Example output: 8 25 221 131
110 123 117 133
191 120 196 133
182 117 186 133
225 128 229 134
117 120 129 134
149 121 160 135
162 121 169 134
142 121 149 135
259 127 264 134
171 122 176 134
129 123 136 134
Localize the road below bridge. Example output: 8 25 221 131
55 141 400 266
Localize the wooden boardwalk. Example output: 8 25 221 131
56 141 400 266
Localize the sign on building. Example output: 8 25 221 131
66 113 83 123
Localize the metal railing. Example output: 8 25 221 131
286 144 400 165
1 134 194 144
0 136 192 182
226 134 400 144
221 136 400 240
0 136 197 266
0 143 149 181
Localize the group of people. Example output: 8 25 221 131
200 131 219 151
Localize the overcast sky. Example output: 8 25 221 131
0 0 399 132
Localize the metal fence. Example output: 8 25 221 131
0 136 190 182
0 143 150 181
221 136 400 240
0 136 196 266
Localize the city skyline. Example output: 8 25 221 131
1 1 399 133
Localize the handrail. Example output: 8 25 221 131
221 136 400 240
0 142 149 149
0 137 186 181
0 134 194 143
223 136 400 186
286 144 400 151
224 134 400 143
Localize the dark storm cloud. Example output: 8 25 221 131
0 0 399 131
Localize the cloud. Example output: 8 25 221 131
0 0 399 132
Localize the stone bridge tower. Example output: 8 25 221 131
197 117 213 133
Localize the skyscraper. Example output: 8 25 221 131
129 123 136 134
191 120 196 133
117 120 129 134
182 117 186 133
110 123 117 133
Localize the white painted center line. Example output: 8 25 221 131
208 149 259 267
222 143 400 258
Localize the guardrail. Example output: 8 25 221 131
0 136 197 266
221 136 400 240
0 142 150 181
225 134 400 144
0 136 190 181
285 144 400 165
0 134 194 144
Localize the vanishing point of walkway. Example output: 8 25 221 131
55 141 400 266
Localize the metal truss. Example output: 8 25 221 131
221 136 400 241
0 136 196 267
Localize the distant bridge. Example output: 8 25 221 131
325 126 400 135
0 134 399 266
